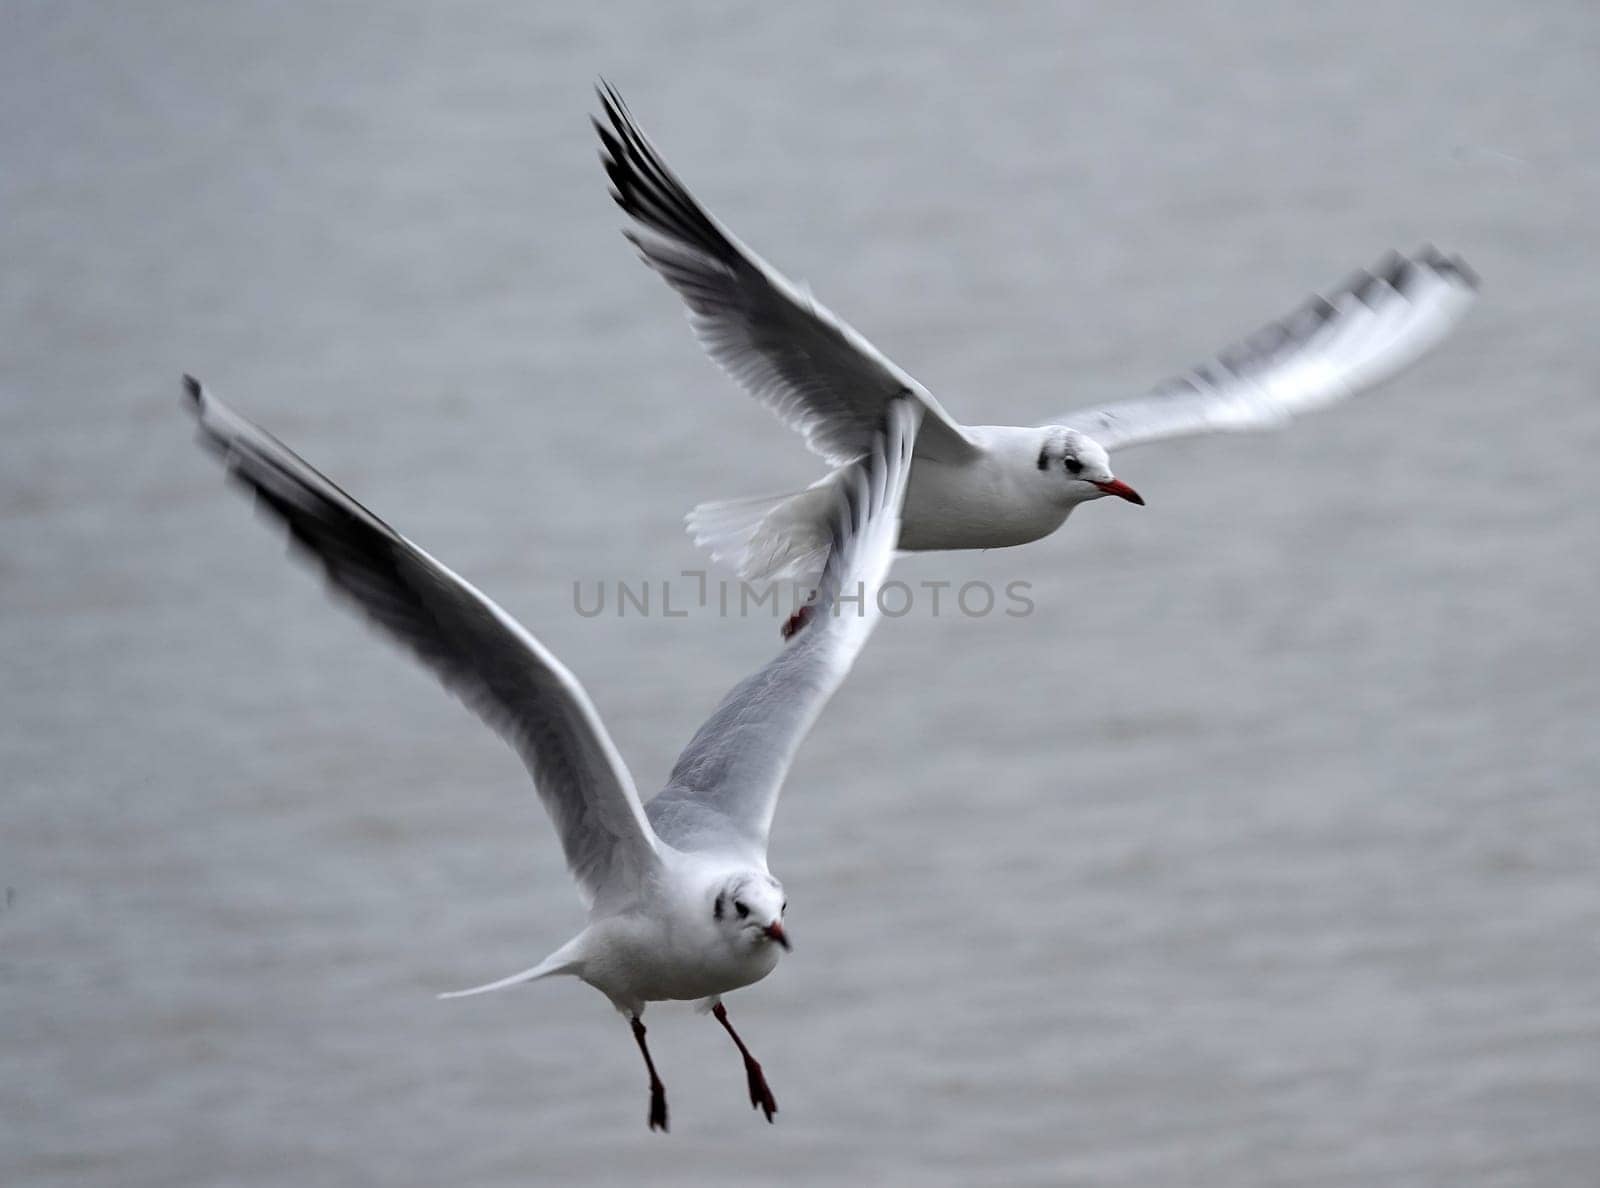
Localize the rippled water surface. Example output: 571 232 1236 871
4 3 1598 1184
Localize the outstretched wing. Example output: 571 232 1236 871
1049 247 1478 451
594 81 976 465
185 377 662 907
645 399 923 860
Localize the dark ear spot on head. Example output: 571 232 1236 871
1037 447 1050 471
713 893 725 921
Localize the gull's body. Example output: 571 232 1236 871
898 425 1082 552
594 84 1480 581
185 376 922 1130
461 850 783 1011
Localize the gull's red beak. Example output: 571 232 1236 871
764 922 791 951
1095 478 1145 506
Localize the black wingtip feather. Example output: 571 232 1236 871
183 373 203 407
1414 244 1480 291
1444 252 1480 290
1353 270 1386 304
591 82 741 270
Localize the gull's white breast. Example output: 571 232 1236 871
578 912 782 1007
899 425 1071 552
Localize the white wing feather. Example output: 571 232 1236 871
1050 248 1479 451
595 83 975 465
185 377 662 909
645 399 923 859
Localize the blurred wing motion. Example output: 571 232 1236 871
1049 247 1479 451
646 399 923 860
184 377 661 906
594 81 976 465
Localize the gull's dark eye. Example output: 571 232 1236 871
734 901 750 919
1063 456 1084 476
781 901 788 915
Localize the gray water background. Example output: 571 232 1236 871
3 2 1598 1184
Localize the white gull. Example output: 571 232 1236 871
594 83 1479 582
186 375 921 1131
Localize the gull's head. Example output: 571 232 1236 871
1038 428 1143 508
711 872 789 953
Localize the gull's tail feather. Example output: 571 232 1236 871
685 469 851 583
437 952 577 1000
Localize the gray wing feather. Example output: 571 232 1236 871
184 377 661 907
646 399 923 858
594 82 975 465
1050 248 1479 451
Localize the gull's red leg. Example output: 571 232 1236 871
629 1016 668 1132
712 1002 777 1122
780 602 813 640
781 589 819 640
